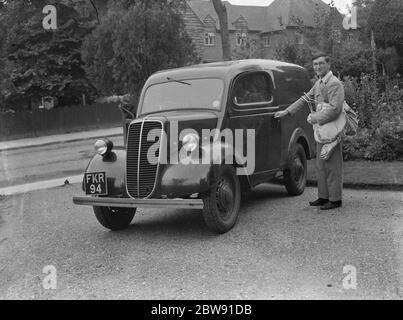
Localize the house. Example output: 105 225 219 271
181 0 343 62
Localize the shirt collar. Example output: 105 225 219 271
320 71 333 85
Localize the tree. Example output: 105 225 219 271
272 3 341 72
369 0 403 50
332 40 374 78
0 4 7 107
232 38 263 60
212 0 231 61
4 0 96 109
273 40 312 70
274 1 380 78
368 0 403 73
353 0 375 44
377 47 400 76
0 1 15 110
81 1 199 100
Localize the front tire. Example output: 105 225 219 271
93 206 136 231
283 143 307 196
202 166 241 234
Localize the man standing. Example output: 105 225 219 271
275 53 344 210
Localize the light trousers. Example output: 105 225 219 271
316 142 343 202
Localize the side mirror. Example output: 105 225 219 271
119 103 135 120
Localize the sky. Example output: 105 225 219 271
227 0 353 13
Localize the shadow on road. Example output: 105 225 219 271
96 183 291 238
241 183 288 204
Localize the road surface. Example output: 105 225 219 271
0 183 402 299
0 136 123 188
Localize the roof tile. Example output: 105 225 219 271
186 0 334 32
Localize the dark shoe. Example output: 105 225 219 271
309 198 329 206
320 201 342 210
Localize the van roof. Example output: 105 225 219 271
146 59 306 85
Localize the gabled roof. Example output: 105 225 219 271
226 3 268 30
187 0 267 31
264 0 332 32
186 0 336 33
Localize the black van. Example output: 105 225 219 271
73 59 315 234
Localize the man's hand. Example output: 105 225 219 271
307 113 318 124
274 110 289 119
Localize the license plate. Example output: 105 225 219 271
84 172 107 195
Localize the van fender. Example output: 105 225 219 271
158 141 253 197
284 128 312 168
205 141 253 188
82 147 127 197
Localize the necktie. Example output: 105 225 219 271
319 79 325 92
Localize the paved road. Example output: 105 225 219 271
0 183 402 299
0 136 124 188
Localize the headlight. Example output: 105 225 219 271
182 133 199 152
94 138 113 156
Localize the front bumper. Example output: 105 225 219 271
73 196 204 209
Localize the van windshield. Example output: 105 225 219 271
140 78 224 115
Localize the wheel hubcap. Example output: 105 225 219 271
216 178 234 219
293 155 305 186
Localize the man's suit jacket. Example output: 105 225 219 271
287 71 345 126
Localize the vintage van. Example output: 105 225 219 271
73 59 315 234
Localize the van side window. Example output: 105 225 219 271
233 72 273 106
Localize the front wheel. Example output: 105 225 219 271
202 166 241 234
93 206 136 231
283 143 307 196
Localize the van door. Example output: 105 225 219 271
228 71 281 181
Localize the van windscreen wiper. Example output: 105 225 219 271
166 77 192 86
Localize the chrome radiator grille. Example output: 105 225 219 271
126 120 162 199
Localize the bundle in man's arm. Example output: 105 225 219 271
312 82 345 125
312 81 346 144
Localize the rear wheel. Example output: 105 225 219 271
202 166 241 234
284 143 307 196
93 206 136 231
